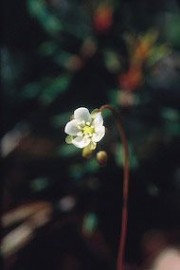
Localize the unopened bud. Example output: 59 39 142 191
82 146 93 159
96 151 108 166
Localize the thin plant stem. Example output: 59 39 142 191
100 104 130 270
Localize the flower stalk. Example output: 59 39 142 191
99 104 130 270
65 105 130 270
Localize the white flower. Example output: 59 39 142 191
65 107 105 150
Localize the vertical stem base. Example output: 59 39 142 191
100 105 130 270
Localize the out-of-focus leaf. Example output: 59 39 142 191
52 112 72 127
57 144 80 157
21 75 71 102
39 75 72 104
69 164 84 179
1 48 25 91
62 4 91 39
39 43 74 68
27 0 63 36
69 158 99 179
28 0 90 40
22 82 41 99
161 107 179 121
115 143 138 169
108 89 119 106
53 52 76 68
2 202 52 257
148 45 171 66
39 41 59 56
104 50 121 73
164 121 180 136
30 177 49 192
165 13 180 48
39 45 83 70
85 158 99 173
161 108 180 136
2 202 51 228
82 213 98 235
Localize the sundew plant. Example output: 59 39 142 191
2 0 180 269
65 104 130 270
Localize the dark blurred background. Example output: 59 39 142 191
1 0 180 269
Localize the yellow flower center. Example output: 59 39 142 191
83 125 94 135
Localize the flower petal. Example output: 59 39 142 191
72 136 90 148
93 112 103 127
92 126 105 142
65 120 79 135
89 141 97 150
74 107 91 123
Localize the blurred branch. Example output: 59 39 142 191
2 201 52 257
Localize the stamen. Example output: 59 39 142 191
83 125 95 136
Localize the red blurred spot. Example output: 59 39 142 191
119 66 143 91
93 5 113 32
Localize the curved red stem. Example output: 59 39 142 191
100 104 130 270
